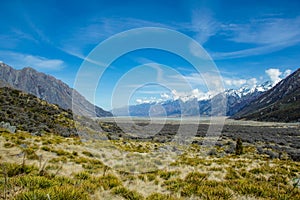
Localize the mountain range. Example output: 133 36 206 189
112 68 300 123
112 80 273 117
232 68 300 122
1 62 299 123
0 63 112 117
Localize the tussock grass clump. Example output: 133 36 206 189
52 148 71 156
112 186 144 200
1 162 37 177
146 193 181 200
15 175 58 189
74 171 91 180
3 142 14 148
82 150 94 157
41 146 52 151
159 170 180 180
49 156 67 163
96 174 122 190
14 185 90 200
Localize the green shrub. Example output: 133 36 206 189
235 138 243 155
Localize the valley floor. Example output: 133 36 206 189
0 119 300 199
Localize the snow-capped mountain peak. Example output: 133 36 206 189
255 81 273 92
113 80 275 117
224 81 273 98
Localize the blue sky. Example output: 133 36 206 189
0 0 300 110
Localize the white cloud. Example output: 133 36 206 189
161 93 170 99
0 51 64 71
60 14 221 60
225 17 300 45
191 9 220 44
283 69 292 77
247 78 258 88
265 68 282 85
213 16 300 59
181 72 257 89
23 55 64 70
136 96 164 104
189 42 210 59
265 68 293 85
136 98 154 104
224 79 247 87
212 43 289 59
60 17 172 59
170 88 215 102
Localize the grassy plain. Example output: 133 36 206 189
0 118 299 199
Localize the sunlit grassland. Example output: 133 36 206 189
0 129 299 200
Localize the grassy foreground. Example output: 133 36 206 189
0 129 299 200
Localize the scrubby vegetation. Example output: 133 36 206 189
0 86 299 199
0 87 76 136
1 127 299 199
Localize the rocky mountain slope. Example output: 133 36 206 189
232 68 300 122
0 63 112 117
0 87 76 136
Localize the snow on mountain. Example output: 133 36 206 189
224 81 272 98
232 68 300 122
113 81 274 117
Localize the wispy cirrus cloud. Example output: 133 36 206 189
60 12 221 61
225 17 300 45
61 13 300 61
214 16 300 59
179 72 257 89
0 50 64 71
211 41 294 59
0 28 38 49
60 17 173 60
190 8 220 44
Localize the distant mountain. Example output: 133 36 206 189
223 81 273 116
113 81 273 117
232 68 300 122
0 63 112 117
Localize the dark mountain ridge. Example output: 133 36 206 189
232 68 300 122
0 63 112 117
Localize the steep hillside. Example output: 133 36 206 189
232 68 300 122
0 87 76 136
0 63 112 117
